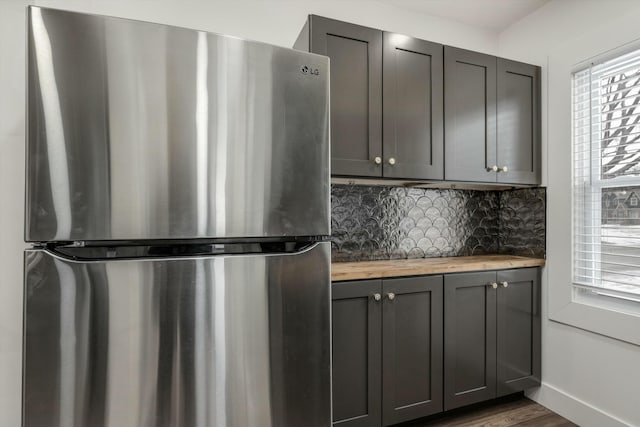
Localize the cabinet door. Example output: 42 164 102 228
444 271 497 410
310 16 382 177
497 59 541 184
382 276 443 425
382 33 444 180
332 280 382 427
496 268 541 396
444 46 497 182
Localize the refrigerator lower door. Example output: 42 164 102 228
23 242 330 427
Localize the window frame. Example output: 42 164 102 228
572 55 640 309
547 31 640 346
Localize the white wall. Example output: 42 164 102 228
499 1 640 426
0 2 33 426
35 0 500 53
0 2 498 426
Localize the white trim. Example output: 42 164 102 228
527 383 633 427
547 299 640 344
547 17 640 345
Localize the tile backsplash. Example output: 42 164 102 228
331 184 545 262
498 188 546 258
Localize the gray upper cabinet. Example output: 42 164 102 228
382 276 443 425
497 59 541 184
296 15 383 177
444 46 496 182
383 33 444 180
332 279 382 427
296 17 445 180
296 17 541 185
444 46 498 183
444 46 541 185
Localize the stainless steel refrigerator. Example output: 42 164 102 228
24 7 330 427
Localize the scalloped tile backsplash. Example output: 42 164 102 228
498 187 546 258
331 185 545 262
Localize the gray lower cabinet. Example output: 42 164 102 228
332 267 540 425
496 268 542 396
443 268 541 411
444 46 541 185
443 271 497 410
382 276 443 425
331 276 443 426
332 279 382 426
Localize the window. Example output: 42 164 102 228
573 47 640 308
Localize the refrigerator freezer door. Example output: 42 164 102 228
23 243 331 427
26 7 329 242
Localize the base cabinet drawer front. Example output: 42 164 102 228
496 268 541 396
332 279 382 427
443 268 541 411
382 276 443 425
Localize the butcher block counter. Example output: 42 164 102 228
331 255 545 282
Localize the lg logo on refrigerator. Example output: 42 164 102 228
300 65 320 76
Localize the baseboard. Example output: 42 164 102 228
526 383 633 427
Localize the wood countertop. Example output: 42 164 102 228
331 255 545 282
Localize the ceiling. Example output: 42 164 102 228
380 0 550 32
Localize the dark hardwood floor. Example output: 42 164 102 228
397 395 578 427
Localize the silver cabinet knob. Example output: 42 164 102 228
489 282 498 289
373 293 382 301
500 281 509 288
501 166 508 173
487 165 498 172
388 157 396 165
374 156 382 165
388 292 396 301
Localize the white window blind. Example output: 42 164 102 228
573 47 640 306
